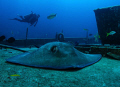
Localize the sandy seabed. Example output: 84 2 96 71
0 48 120 87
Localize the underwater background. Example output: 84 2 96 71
0 0 120 40
1 1 120 87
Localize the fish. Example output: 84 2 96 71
10 74 20 76
83 29 88 31
89 34 93 36
47 13 56 19
98 35 100 38
94 33 100 42
106 31 116 37
6 42 102 69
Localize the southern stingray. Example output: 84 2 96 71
6 42 102 69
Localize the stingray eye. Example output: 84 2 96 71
51 46 58 53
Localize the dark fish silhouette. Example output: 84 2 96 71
89 34 93 36
47 14 56 19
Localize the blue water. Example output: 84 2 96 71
0 0 119 39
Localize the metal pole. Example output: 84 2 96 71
25 27 28 47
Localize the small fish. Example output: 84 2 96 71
98 35 100 38
106 31 116 37
47 13 57 19
10 74 20 76
83 29 88 31
89 34 93 36
94 33 100 42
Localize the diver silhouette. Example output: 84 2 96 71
10 11 40 27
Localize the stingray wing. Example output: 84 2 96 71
6 42 102 69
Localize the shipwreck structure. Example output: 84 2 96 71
94 5 120 45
